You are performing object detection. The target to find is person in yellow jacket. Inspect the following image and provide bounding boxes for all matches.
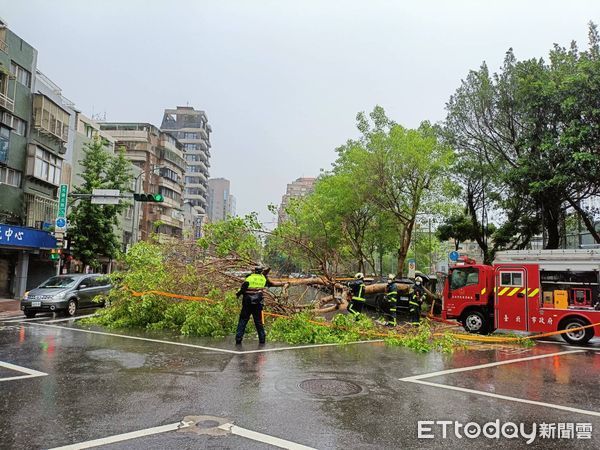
[235,266,280,345]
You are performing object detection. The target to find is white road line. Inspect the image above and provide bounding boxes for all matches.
[237,339,383,354]
[537,339,600,351]
[3,316,52,323]
[0,361,48,382]
[48,420,193,450]
[43,313,97,323]
[26,322,241,355]
[400,350,584,381]
[408,379,600,418]
[23,321,382,355]
[218,423,316,450]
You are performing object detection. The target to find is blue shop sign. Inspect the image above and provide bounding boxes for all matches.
[0,224,57,249]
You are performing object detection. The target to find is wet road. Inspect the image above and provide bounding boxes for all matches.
[1,311,600,449]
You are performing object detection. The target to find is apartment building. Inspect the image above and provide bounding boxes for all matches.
[0,21,60,298]
[277,177,316,225]
[99,123,185,242]
[160,106,211,234]
[207,177,236,223]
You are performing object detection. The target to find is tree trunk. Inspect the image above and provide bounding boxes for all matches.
[544,204,561,249]
[396,221,414,277]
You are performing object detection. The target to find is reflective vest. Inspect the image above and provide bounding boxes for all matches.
[352,283,365,302]
[386,283,398,301]
[245,273,267,290]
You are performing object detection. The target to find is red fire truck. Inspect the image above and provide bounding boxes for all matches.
[442,250,600,344]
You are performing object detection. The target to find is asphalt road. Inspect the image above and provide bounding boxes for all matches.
[1,310,600,449]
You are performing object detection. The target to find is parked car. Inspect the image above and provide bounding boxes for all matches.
[21,274,112,318]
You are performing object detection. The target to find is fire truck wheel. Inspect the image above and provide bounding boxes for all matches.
[462,310,488,334]
[560,318,594,345]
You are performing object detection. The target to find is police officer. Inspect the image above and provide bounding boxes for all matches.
[385,274,398,326]
[235,266,278,345]
[409,276,425,324]
[348,272,366,318]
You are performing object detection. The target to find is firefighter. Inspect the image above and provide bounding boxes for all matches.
[348,272,366,318]
[409,276,425,324]
[385,274,398,326]
[235,266,280,345]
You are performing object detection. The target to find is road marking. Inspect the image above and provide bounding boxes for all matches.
[236,339,384,354]
[400,350,583,381]
[408,379,600,418]
[3,316,52,323]
[26,322,242,355]
[48,420,193,450]
[43,313,97,323]
[0,361,48,382]
[218,423,316,449]
[23,322,382,355]
[536,340,600,351]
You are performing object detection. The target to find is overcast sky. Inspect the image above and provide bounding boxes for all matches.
[2,0,599,223]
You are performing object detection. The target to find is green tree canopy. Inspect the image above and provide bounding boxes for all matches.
[69,141,133,269]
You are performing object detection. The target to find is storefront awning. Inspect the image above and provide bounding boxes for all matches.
[0,224,57,250]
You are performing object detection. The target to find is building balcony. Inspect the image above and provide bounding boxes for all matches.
[159,213,183,227]
[0,92,14,112]
[0,38,7,54]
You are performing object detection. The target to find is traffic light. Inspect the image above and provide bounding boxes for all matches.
[133,193,164,202]
[50,248,61,261]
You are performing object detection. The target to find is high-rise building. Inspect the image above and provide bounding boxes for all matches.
[277,177,316,225]
[207,177,236,222]
[99,123,186,242]
[160,106,211,214]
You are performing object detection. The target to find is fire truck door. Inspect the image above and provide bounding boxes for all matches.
[495,268,528,331]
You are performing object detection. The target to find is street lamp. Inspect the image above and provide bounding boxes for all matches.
[130,164,164,246]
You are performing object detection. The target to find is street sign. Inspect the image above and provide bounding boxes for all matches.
[55,184,69,232]
[449,251,459,261]
[57,184,68,217]
[91,189,121,205]
[408,258,416,278]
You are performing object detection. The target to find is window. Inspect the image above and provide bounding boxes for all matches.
[184,143,198,151]
[10,61,32,87]
[0,166,21,187]
[159,186,181,202]
[185,176,202,185]
[32,95,70,142]
[500,272,523,287]
[0,125,9,162]
[183,132,197,139]
[0,73,7,95]
[33,146,62,185]
[450,267,479,290]
[159,167,180,183]
[13,117,27,137]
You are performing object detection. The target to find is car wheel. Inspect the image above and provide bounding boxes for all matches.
[24,311,36,318]
[65,299,78,317]
[462,310,488,334]
[561,318,594,345]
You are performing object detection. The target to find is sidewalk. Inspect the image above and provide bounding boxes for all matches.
[0,298,22,318]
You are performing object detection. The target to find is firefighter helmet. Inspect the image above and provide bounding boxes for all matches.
[354,272,364,280]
